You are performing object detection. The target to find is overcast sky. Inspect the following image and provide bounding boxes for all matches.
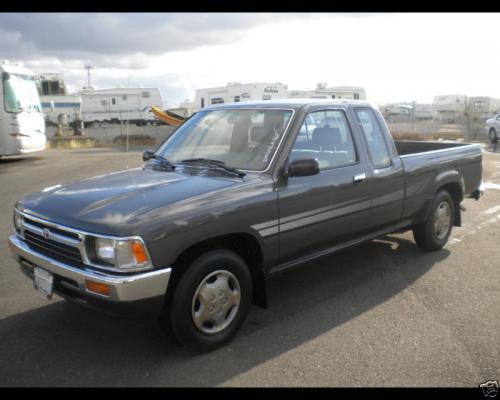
[1,13,498,107]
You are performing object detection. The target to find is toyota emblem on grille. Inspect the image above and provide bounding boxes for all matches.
[43,228,50,240]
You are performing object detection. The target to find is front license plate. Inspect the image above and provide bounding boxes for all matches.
[34,267,54,299]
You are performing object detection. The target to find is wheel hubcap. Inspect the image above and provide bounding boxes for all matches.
[191,270,241,335]
[434,201,451,240]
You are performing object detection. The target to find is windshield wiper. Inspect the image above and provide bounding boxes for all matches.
[145,153,176,171]
[179,158,246,177]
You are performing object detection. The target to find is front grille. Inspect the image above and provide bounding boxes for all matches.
[24,218,80,240]
[22,216,85,269]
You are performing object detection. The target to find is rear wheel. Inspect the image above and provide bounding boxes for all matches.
[161,249,252,353]
[413,190,454,251]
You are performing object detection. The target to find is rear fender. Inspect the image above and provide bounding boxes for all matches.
[422,170,463,226]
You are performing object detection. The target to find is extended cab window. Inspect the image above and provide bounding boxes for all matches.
[289,110,357,170]
[355,108,391,169]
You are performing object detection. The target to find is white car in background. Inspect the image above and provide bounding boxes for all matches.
[485,114,500,141]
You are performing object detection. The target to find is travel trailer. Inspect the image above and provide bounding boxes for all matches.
[0,62,46,156]
[35,73,82,126]
[467,96,500,118]
[79,87,164,127]
[384,102,433,120]
[288,83,366,100]
[194,82,289,110]
[432,95,467,122]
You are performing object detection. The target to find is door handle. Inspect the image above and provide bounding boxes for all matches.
[353,173,366,183]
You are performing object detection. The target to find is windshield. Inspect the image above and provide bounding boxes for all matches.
[3,72,42,113]
[156,108,293,171]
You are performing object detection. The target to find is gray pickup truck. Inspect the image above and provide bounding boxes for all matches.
[9,99,483,352]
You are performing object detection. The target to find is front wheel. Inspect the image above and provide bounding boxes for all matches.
[413,190,455,251]
[162,249,252,353]
[490,129,498,142]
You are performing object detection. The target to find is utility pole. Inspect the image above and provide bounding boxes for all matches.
[84,65,93,88]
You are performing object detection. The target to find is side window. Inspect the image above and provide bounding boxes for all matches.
[211,97,224,105]
[289,110,357,170]
[355,108,391,169]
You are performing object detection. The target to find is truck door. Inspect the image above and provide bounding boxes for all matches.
[352,107,405,230]
[276,108,375,267]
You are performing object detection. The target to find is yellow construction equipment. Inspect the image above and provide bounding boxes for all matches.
[151,106,186,127]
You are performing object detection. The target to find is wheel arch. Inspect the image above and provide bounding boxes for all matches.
[432,174,463,227]
[167,232,268,309]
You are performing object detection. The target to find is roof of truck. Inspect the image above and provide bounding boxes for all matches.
[203,98,373,111]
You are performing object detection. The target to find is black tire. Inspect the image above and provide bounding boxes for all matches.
[162,249,252,353]
[413,190,455,251]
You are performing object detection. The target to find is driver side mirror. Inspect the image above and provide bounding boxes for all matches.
[285,158,320,178]
[142,149,154,162]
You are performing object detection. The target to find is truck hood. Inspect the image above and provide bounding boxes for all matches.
[17,167,253,235]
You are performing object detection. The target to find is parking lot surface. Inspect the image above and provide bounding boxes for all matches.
[0,147,499,387]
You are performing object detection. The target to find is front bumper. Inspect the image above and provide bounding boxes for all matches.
[8,234,171,315]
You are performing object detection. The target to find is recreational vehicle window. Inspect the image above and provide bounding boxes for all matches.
[122,95,127,100]
[3,72,41,113]
[111,98,116,105]
[211,98,224,105]
[141,91,150,98]
[201,98,205,108]
[41,81,50,96]
[234,96,240,102]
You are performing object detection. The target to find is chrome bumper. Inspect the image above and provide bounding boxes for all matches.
[8,234,171,303]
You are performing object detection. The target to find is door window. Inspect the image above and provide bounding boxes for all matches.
[289,110,357,170]
[355,108,391,169]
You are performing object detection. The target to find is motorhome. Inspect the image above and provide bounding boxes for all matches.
[79,87,164,127]
[35,73,82,126]
[0,62,46,156]
[194,82,289,110]
[288,83,366,100]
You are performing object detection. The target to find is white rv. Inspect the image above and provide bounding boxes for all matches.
[36,73,82,126]
[467,96,500,118]
[384,102,433,120]
[194,82,289,110]
[288,84,366,100]
[79,87,164,127]
[0,62,46,156]
[432,95,467,122]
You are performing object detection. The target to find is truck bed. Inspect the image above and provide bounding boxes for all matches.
[394,140,474,156]
[394,140,483,221]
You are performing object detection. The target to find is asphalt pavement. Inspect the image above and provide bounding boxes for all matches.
[0,147,498,387]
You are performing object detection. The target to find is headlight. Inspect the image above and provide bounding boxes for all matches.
[13,211,23,232]
[94,237,151,271]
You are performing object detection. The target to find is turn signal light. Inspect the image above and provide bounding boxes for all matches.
[85,280,111,296]
[131,241,147,264]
